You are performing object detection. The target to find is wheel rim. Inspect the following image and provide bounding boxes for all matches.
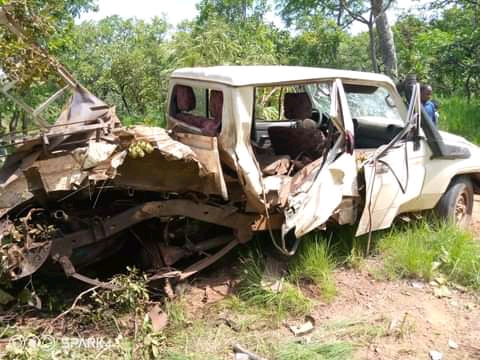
[455,191,469,223]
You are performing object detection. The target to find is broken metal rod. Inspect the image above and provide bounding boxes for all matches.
[232,344,267,360]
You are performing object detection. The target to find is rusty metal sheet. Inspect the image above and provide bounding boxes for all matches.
[113,128,228,198]
[173,132,228,199]
[35,154,87,191]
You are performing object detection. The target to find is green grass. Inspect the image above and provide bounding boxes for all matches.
[289,233,337,300]
[378,221,480,288]
[439,96,480,144]
[236,250,312,319]
[276,341,353,360]
[164,298,188,329]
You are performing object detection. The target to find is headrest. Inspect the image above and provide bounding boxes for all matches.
[209,90,223,121]
[283,92,312,120]
[175,85,196,111]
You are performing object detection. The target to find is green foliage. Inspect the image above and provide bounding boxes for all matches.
[336,32,371,71]
[197,0,269,24]
[276,0,365,29]
[439,96,480,144]
[394,4,480,98]
[91,267,149,317]
[2,0,480,125]
[289,233,337,300]
[0,0,95,87]
[172,17,279,67]
[61,16,171,123]
[288,16,345,67]
[378,221,480,288]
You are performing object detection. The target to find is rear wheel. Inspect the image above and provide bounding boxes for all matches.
[434,176,473,226]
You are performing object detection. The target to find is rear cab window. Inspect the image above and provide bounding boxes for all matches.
[169,84,223,136]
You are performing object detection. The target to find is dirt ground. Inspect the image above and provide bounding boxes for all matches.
[183,259,480,360]
[330,265,480,359]
[177,198,480,360]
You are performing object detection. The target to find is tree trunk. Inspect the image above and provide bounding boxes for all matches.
[336,6,343,27]
[21,111,27,136]
[118,84,131,115]
[367,22,379,73]
[375,11,397,79]
[9,109,19,143]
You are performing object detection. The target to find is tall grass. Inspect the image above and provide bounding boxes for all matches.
[237,250,312,318]
[378,221,480,288]
[439,97,480,144]
[288,233,337,300]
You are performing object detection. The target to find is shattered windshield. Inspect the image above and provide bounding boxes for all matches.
[344,85,403,123]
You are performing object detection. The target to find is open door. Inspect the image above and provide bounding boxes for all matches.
[356,83,426,236]
[282,79,358,242]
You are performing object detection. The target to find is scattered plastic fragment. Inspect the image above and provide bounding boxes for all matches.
[448,339,458,349]
[429,350,443,360]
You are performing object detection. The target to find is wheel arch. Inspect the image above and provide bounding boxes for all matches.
[450,172,480,194]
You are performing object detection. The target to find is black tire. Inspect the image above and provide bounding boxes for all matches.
[434,176,474,226]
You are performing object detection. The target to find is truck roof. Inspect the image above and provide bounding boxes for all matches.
[170,65,396,87]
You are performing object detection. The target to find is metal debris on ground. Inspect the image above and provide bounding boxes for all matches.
[232,343,267,360]
[234,353,250,360]
[27,291,42,310]
[219,317,241,332]
[433,286,452,298]
[287,315,316,336]
[410,281,425,289]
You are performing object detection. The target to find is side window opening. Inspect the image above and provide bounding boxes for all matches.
[170,84,223,136]
[252,82,336,179]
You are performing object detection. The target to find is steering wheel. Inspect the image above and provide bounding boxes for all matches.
[319,112,330,132]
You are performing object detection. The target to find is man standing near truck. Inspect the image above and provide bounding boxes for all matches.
[421,84,438,126]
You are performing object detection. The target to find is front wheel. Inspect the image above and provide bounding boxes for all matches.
[434,176,474,226]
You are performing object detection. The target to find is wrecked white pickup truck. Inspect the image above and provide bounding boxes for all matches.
[1,64,480,286]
